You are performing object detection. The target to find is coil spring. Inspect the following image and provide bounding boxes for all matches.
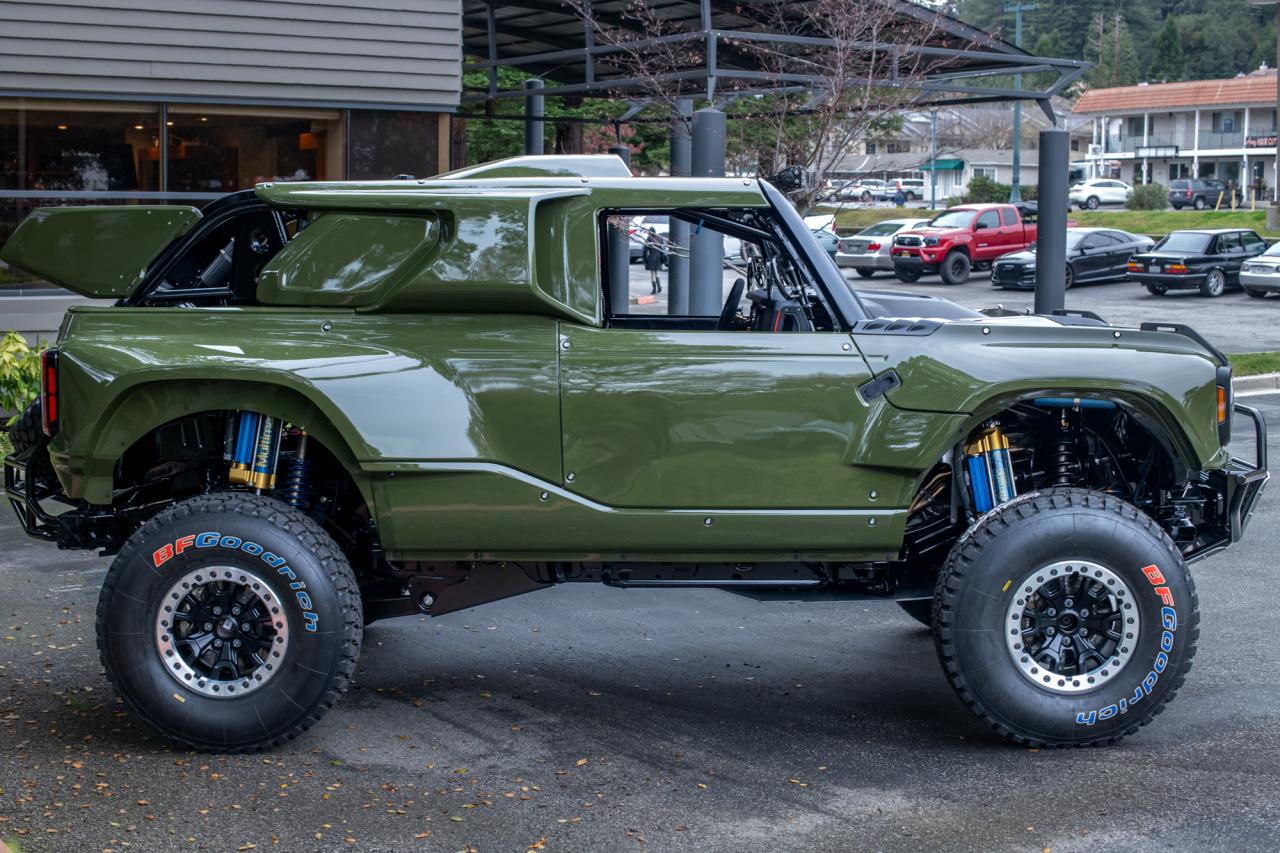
[1052,418,1081,486]
[280,454,313,511]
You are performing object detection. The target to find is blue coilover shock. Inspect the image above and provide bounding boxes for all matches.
[279,430,313,511]
[964,422,1017,514]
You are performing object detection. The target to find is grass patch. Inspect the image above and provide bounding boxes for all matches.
[827,205,1278,239]
[1229,352,1280,377]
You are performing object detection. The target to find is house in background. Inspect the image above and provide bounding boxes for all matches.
[1073,67,1279,197]
[829,98,1091,198]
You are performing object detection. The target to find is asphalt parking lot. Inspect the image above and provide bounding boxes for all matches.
[2,394,1279,852]
[627,261,1279,354]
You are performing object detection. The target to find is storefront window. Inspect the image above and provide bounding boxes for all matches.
[348,110,441,180]
[1,102,161,191]
[167,107,343,192]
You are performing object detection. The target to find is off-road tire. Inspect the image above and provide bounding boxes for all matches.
[855,268,877,279]
[8,400,42,454]
[97,493,362,752]
[934,488,1199,747]
[894,268,922,283]
[897,599,933,627]
[1199,269,1226,298]
[940,251,971,285]
[1146,284,1168,296]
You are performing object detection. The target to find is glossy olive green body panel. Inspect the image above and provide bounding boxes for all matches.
[52,309,562,509]
[854,319,1226,469]
[256,212,441,308]
[559,326,890,509]
[0,206,200,297]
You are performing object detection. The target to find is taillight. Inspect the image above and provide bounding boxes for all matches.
[40,348,59,437]
[867,242,881,251]
[1165,263,1188,274]
[1126,261,1142,272]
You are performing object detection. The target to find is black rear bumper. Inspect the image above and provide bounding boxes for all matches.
[1187,403,1268,563]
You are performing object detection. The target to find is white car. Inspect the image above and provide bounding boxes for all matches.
[893,178,926,200]
[836,218,932,277]
[1069,178,1133,210]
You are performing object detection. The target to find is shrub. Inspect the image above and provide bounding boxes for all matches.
[951,175,1037,205]
[0,330,42,426]
[1127,182,1168,210]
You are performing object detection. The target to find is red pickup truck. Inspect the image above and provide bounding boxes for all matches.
[890,203,1038,285]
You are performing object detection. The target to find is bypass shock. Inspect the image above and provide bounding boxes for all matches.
[226,411,282,491]
[965,422,1017,513]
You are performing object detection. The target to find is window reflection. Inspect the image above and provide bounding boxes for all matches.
[168,109,342,192]
[1,105,160,191]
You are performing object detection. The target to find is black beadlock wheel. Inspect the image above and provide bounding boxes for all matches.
[933,488,1199,747]
[97,493,362,752]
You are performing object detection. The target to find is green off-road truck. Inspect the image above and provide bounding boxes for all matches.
[1,155,1267,751]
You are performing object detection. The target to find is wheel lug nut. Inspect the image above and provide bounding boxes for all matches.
[241,623,251,632]
[1064,598,1074,608]
[203,623,213,631]
[212,606,222,615]
[213,639,223,648]
[232,606,241,615]
[1079,608,1089,617]
[1046,627,1057,636]
[1078,627,1088,637]
[1063,638,1072,647]
[232,639,242,648]
[1046,608,1057,617]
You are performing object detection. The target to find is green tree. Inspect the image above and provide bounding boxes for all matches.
[1086,11,1141,87]
[1147,17,1186,82]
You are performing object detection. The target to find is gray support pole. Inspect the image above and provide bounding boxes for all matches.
[929,109,938,207]
[1034,128,1070,316]
[667,100,693,314]
[689,107,726,316]
[607,144,632,315]
[524,78,545,156]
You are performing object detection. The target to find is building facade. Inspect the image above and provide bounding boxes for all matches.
[1073,70,1279,197]
[1,0,461,265]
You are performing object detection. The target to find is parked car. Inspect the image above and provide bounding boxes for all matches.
[893,178,925,200]
[1126,228,1267,297]
[1068,178,1133,210]
[1,153,1264,753]
[991,227,1154,290]
[836,218,931,277]
[804,214,839,258]
[838,179,891,202]
[1238,240,1280,297]
[891,203,1038,285]
[1168,178,1228,210]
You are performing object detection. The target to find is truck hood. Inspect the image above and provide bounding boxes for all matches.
[896,225,966,239]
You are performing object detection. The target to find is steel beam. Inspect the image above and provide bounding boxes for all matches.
[689,107,727,317]
[608,144,633,316]
[523,78,545,155]
[1034,128,1069,316]
[668,99,694,315]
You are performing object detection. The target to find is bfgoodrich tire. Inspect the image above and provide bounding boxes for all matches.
[97,493,362,751]
[934,488,1198,747]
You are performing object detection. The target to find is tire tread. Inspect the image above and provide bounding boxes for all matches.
[96,492,363,753]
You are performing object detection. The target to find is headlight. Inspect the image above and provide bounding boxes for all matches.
[924,236,939,246]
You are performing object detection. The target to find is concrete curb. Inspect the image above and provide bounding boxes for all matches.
[1234,372,1280,396]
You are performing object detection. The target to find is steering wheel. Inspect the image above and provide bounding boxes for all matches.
[717,277,747,331]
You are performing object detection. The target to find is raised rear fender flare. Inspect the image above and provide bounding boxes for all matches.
[72,380,373,510]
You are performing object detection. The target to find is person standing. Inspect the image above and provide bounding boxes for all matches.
[643,227,664,293]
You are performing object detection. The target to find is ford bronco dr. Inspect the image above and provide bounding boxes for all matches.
[1,155,1267,751]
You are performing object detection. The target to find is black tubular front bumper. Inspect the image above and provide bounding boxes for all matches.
[1187,403,1269,563]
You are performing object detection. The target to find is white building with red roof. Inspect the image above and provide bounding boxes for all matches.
[1072,68,1279,198]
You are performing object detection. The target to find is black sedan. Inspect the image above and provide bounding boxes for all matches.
[1126,228,1268,297]
[991,227,1153,290]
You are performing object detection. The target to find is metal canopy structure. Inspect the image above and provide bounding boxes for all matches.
[461,0,1087,122]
